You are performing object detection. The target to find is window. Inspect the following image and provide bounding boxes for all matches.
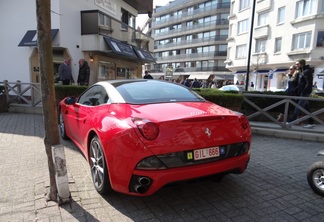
[292,31,312,50]
[229,24,233,36]
[238,19,249,34]
[274,37,282,53]
[296,0,316,18]
[219,45,227,52]
[113,81,205,104]
[78,85,108,106]
[220,29,228,36]
[322,0,324,13]
[277,7,285,24]
[121,8,136,29]
[230,1,235,14]
[316,31,324,47]
[99,13,112,27]
[98,62,116,80]
[239,0,250,11]
[255,39,267,53]
[257,12,269,26]
[236,44,247,58]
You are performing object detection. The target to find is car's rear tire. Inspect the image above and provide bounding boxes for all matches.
[59,109,69,140]
[89,136,112,194]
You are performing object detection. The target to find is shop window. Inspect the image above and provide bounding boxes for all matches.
[99,62,116,80]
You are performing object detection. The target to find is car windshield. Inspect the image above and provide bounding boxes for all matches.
[112,81,205,104]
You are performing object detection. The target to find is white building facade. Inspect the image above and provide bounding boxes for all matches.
[150,0,232,82]
[0,0,154,84]
[226,0,324,91]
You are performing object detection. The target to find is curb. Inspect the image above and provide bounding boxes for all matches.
[252,126,324,142]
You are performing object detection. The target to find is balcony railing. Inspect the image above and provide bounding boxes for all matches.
[155,51,227,62]
[154,2,230,28]
[153,20,229,39]
[154,35,228,50]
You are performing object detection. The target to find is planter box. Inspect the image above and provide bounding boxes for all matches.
[0,95,8,112]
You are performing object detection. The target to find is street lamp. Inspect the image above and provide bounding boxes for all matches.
[245,0,256,91]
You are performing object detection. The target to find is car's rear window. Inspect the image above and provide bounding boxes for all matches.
[114,81,205,104]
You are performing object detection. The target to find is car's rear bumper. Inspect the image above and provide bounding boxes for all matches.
[117,152,250,196]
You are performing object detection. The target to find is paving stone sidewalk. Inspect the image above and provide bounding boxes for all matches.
[0,113,324,222]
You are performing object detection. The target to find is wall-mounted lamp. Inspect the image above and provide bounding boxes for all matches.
[90,56,94,62]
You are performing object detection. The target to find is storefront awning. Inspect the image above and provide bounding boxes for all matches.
[133,47,155,63]
[18,29,59,47]
[273,68,288,73]
[234,70,246,75]
[253,69,270,74]
[188,74,210,80]
[103,36,139,59]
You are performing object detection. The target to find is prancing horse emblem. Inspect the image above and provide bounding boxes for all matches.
[205,128,211,138]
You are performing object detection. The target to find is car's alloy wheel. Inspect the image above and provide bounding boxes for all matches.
[307,161,324,197]
[89,136,111,194]
[59,109,68,140]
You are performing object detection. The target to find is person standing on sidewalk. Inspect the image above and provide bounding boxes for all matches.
[288,59,315,128]
[277,65,300,122]
[59,58,74,85]
[77,59,90,86]
[143,71,153,79]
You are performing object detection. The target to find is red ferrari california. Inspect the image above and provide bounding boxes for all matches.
[59,79,251,196]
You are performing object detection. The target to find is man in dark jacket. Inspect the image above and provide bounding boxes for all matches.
[77,59,90,86]
[143,71,153,79]
[59,58,74,85]
[288,59,315,128]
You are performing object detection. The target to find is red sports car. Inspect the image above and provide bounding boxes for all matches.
[59,79,251,196]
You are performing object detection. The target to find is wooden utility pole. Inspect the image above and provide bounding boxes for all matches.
[36,0,60,201]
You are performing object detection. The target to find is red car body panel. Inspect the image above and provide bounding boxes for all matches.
[60,95,251,196]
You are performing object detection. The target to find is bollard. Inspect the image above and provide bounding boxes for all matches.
[51,144,71,205]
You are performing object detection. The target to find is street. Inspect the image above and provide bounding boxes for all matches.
[0,113,323,221]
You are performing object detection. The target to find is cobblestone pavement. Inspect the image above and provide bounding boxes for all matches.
[0,113,323,222]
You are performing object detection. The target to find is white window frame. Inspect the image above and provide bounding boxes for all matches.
[274,37,282,53]
[255,39,267,53]
[238,19,249,34]
[296,0,316,18]
[277,7,285,24]
[257,11,269,26]
[239,0,250,11]
[236,44,247,59]
[292,31,312,50]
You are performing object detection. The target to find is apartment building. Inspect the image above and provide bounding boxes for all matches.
[0,0,154,84]
[226,0,324,91]
[150,0,232,82]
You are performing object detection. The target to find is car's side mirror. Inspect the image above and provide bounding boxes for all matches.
[64,97,77,105]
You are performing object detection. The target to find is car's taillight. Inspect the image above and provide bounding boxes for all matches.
[239,115,250,130]
[133,119,159,140]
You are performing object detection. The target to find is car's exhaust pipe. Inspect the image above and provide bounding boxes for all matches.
[130,175,152,194]
[138,177,151,186]
[134,185,146,194]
